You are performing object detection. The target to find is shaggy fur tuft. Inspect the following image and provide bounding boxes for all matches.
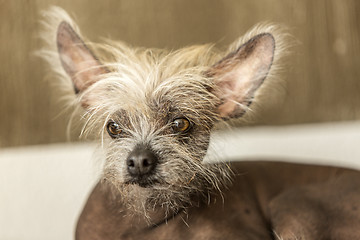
[38,6,287,221]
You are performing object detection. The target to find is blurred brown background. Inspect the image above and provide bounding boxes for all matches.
[1,0,360,148]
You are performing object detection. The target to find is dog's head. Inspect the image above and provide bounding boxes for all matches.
[44,7,278,216]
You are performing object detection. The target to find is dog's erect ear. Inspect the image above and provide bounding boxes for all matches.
[208,33,275,119]
[57,21,108,94]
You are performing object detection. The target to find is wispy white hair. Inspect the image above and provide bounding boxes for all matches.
[37,6,289,218]
[38,6,288,136]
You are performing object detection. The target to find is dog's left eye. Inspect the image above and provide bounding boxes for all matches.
[106,121,122,138]
[172,118,191,133]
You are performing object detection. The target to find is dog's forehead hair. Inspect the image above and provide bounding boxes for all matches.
[108,73,216,128]
[89,48,220,127]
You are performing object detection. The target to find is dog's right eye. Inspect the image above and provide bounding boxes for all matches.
[172,118,192,133]
[106,121,122,138]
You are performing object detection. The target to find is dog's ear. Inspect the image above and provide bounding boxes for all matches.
[57,21,108,94]
[207,33,275,119]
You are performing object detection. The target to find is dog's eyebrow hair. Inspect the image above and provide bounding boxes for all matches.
[111,109,127,120]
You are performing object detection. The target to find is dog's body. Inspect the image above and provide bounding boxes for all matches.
[40,7,360,240]
[77,162,360,240]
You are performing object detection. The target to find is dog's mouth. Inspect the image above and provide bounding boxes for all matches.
[125,176,161,188]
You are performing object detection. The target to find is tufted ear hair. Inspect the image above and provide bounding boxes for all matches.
[207,33,275,119]
[57,21,108,95]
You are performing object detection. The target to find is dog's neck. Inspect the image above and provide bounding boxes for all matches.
[102,181,192,228]
[142,204,184,228]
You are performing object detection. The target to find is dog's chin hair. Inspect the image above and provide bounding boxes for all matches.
[103,160,232,222]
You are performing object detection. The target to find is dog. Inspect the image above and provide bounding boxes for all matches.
[40,7,360,240]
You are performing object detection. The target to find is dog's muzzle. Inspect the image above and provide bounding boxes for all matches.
[126,145,158,186]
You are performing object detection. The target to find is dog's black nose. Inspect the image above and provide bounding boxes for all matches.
[126,147,157,177]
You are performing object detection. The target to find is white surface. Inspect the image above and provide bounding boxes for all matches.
[1,121,360,240]
[0,143,98,240]
[208,121,360,170]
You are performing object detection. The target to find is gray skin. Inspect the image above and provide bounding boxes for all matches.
[76,161,360,240]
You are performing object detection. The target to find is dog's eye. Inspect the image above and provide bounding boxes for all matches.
[106,121,122,138]
[172,118,191,133]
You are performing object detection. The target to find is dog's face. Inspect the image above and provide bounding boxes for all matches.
[55,20,275,215]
